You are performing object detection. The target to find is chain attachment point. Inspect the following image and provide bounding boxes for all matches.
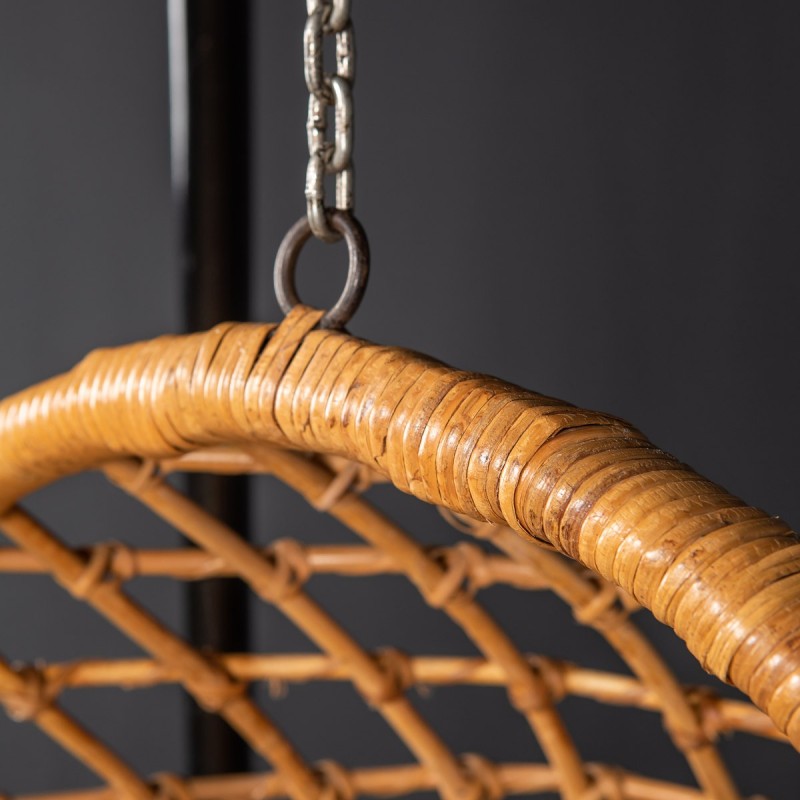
[274,211,369,330]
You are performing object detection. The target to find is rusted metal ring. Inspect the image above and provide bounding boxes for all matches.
[274,210,369,330]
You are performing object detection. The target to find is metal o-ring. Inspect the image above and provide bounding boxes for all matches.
[274,211,370,330]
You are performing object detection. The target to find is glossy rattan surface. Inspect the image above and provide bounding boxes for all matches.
[0,306,797,800]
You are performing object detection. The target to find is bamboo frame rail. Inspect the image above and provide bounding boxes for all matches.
[0,544,547,588]
[5,652,780,742]
[252,446,742,799]
[0,508,321,800]
[14,762,707,800]
[104,458,489,800]
[0,306,796,799]
[0,656,151,800]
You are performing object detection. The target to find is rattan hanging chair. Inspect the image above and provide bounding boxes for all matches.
[0,302,798,800]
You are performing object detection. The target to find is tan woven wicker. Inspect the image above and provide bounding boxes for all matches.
[0,304,797,800]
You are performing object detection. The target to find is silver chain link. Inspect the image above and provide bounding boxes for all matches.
[274,0,369,329]
[303,0,355,242]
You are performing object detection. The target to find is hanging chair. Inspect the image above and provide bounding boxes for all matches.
[2,2,798,798]
[0,303,797,800]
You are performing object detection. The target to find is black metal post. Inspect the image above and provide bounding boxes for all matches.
[168,0,251,775]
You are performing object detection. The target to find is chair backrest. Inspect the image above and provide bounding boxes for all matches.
[0,305,796,800]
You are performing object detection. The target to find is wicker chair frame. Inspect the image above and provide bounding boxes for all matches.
[0,305,797,800]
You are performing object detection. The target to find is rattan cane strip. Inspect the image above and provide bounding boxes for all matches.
[101,460,483,800]
[0,308,798,749]
[247,446,596,800]
[6,653,780,742]
[253,447,740,800]
[0,509,322,800]
[469,522,742,796]
[11,762,707,800]
[0,657,153,800]
[151,448,742,795]
[0,545,547,589]
[1,458,775,800]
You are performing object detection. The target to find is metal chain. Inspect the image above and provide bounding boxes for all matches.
[274,0,370,330]
[304,0,355,242]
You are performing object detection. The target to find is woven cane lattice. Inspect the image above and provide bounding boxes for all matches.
[0,306,797,800]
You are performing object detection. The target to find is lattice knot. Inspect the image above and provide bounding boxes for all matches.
[188,672,246,715]
[153,773,192,800]
[507,677,554,715]
[68,542,138,599]
[365,648,414,706]
[526,656,568,705]
[1,664,49,722]
[581,764,625,800]
[573,578,629,630]
[317,760,356,800]
[126,459,162,494]
[261,539,313,602]
[662,685,724,750]
[462,754,504,800]
[313,459,375,512]
[107,541,139,582]
[456,542,497,593]
[425,544,487,608]
[438,509,557,553]
[438,507,497,540]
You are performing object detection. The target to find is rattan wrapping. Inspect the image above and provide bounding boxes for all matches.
[0,305,796,799]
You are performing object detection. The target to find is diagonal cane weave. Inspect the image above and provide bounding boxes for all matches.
[0,305,797,799]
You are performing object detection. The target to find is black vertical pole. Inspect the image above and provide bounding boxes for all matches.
[168,0,251,775]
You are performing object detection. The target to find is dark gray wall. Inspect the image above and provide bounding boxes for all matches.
[0,1,185,792]
[1,1,799,797]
